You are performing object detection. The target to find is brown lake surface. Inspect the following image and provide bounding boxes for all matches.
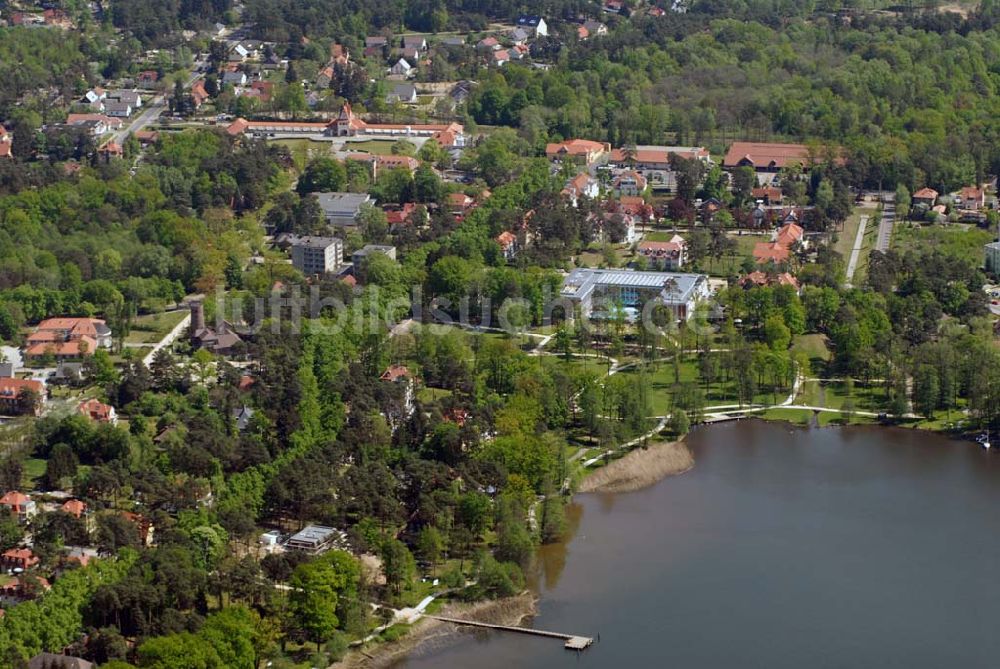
[393,420,1000,668]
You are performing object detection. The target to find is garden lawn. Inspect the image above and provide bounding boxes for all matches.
[125,310,189,344]
[892,223,994,267]
[342,139,398,155]
[791,333,832,364]
[270,138,332,170]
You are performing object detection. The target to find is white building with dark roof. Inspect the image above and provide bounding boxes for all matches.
[316,192,372,227]
[515,15,548,37]
[289,235,344,274]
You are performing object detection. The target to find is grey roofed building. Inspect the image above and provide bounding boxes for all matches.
[0,362,12,378]
[510,27,530,43]
[560,268,710,321]
[285,524,342,553]
[316,192,372,226]
[28,653,94,669]
[386,82,417,104]
[440,36,467,47]
[54,361,84,383]
[223,70,248,86]
[233,405,254,431]
[450,80,476,103]
[102,99,133,117]
[289,234,344,274]
[352,244,397,269]
[402,35,427,50]
[107,89,142,107]
[390,58,413,75]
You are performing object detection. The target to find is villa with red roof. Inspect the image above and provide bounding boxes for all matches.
[562,172,600,206]
[496,231,519,261]
[546,139,611,166]
[637,235,687,270]
[741,271,800,292]
[191,80,209,108]
[1,548,39,571]
[613,170,647,196]
[61,499,87,519]
[912,187,938,207]
[0,378,44,416]
[753,221,804,265]
[24,317,110,362]
[380,365,415,418]
[77,398,117,424]
[775,222,804,248]
[753,241,791,264]
[959,185,985,211]
[0,491,37,523]
[448,192,475,216]
[752,186,783,205]
[0,125,12,160]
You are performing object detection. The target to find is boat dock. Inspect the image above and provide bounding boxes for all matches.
[424,614,594,650]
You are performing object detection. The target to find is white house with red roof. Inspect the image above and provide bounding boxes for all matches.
[637,235,687,270]
[380,365,415,419]
[496,231,519,261]
[0,378,44,416]
[613,170,647,197]
[491,49,510,67]
[61,499,87,519]
[0,125,12,160]
[0,491,37,523]
[77,398,117,425]
[958,185,985,211]
[562,172,600,206]
[912,187,938,207]
[1,548,39,571]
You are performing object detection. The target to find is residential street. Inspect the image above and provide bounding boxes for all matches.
[111,64,204,144]
[875,197,896,252]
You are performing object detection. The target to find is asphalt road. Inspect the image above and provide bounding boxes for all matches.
[875,198,896,252]
[844,213,869,287]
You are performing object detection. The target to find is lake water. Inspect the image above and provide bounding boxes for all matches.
[393,420,1000,668]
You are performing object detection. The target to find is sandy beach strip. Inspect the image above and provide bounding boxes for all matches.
[578,439,693,494]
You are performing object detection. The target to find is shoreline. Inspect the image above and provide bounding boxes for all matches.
[334,593,537,669]
[578,438,694,494]
[336,419,979,668]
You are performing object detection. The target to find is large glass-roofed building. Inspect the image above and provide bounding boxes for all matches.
[561,268,711,321]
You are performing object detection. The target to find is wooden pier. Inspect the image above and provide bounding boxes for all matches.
[424,614,594,650]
